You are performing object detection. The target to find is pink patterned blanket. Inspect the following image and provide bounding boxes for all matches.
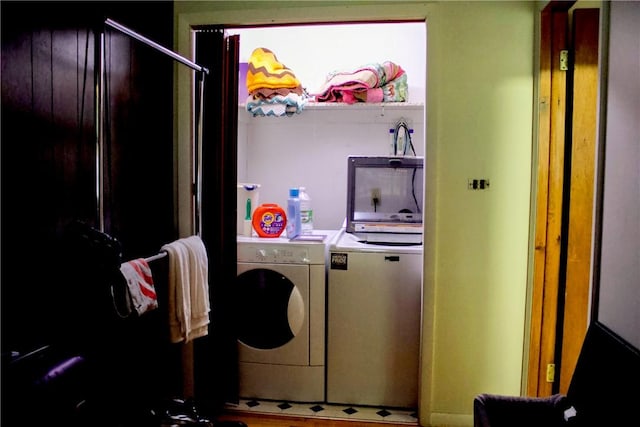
[313,61,407,104]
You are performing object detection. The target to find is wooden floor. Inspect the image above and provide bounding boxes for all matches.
[217,411,418,427]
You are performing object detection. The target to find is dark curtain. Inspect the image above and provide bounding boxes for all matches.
[193,28,240,413]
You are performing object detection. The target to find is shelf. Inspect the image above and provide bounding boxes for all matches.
[239,101,424,111]
[237,101,424,125]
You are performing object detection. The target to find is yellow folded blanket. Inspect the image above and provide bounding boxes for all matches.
[246,47,302,93]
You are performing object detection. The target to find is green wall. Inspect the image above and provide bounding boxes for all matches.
[174,2,536,426]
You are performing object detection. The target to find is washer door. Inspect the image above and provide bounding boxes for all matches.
[236,262,310,365]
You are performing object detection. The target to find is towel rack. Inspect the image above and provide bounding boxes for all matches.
[97,18,208,237]
[144,251,168,263]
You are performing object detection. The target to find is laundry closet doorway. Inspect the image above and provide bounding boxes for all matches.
[183,18,428,413]
[230,21,427,410]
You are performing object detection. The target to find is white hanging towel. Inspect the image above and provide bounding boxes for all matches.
[119,258,158,316]
[161,235,211,343]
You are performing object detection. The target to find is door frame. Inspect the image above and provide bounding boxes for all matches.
[527,0,599,397]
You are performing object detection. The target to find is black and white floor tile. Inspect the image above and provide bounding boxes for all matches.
[225,399,419,424]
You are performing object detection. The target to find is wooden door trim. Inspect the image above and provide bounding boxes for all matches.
[527,5,552,397]
[528,2,572,397]
[559,7,599,394]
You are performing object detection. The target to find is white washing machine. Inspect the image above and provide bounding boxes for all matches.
[236,230,336,402]
[327,228,423,408]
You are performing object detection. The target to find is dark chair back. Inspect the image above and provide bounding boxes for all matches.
[566,322,640,425]
[473,322,640,426]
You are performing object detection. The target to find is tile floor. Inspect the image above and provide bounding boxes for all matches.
[225,399,419,424]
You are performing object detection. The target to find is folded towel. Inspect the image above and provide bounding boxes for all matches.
[161,236,210,343]
[314,61,407,104]
[246,92,308,117]
[119,258,158,316]
[181,236,210,341]
[348,72,408,103]
[246,47,303,94]
[381,72,408,102]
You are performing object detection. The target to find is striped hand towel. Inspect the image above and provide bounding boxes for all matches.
[119,258,158,316]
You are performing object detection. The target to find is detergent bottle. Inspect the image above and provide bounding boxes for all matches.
[299,187,313,234]
[286,188,301,238]
[252,203,287,238]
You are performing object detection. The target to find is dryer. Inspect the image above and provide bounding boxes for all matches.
[236,231,336,402]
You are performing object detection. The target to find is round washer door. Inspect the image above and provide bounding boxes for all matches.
[236,263,309,361]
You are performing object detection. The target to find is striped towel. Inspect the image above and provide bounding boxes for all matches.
[246,93,308,117]
[246,47,303,94]
[119,258,158,316]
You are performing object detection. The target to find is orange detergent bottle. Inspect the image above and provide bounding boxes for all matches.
[252,203,287,237]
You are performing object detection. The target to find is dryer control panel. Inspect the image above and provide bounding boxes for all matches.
[238,245,313,264]
[237,230,338,264]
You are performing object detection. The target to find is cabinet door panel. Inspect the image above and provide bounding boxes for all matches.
[327,250,422,407]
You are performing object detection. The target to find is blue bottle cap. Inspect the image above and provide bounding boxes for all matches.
[289,188,299,197]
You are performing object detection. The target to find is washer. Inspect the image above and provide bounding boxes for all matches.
[236,230,336,402]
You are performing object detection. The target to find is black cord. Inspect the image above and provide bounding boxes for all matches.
[407,128,416,156]
[392,120,420,212]
[411,168,421,214]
